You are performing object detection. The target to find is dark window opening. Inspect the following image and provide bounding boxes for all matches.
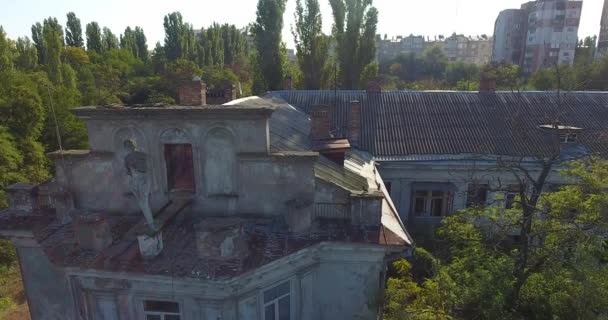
[385,181,392,195]
[467,184,489,208]
[412,189,453,217]
[164,144,195,192]
[505,184,523,209]
[144,300,180,320]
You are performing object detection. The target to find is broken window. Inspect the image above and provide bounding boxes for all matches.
[411,183,455,217]
[143,300,181,320]
[467,184,489,208]
[504,184,524,209]
[263,281,291,320]
[164,144,195,192]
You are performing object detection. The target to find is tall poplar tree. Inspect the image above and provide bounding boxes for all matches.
[42,17,64,84]
[85,22,103,54]
[101,27,119,51]
[329,0,378,88]
[252,0,287,91]
[31,22,45,65]
[163,12,185,61]
[65,12,84,48]
[292,0,329,89]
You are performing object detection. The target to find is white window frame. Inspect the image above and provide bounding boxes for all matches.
[261,280,294,320]
[141,299,182,320]
[412,190,453,217]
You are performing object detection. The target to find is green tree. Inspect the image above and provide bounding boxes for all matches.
[31,22,45,65]
[163,12,186,61]
[252,0,287,91]
[42,17,65,84]
[329,0,378,89]
[65,12,84,48]
[120,26,149,62]
[446,62,479,89]
[385,158,608,319]
[85,22,103,54]
[101,27,119,51]
[14,37,38,71]
[420,45,447,80]
[292,0,329,89]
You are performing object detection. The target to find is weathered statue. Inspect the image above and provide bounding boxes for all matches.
[124,139,157,231]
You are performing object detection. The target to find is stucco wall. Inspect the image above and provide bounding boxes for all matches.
[57,117,316,218]
[378,158,572,230]
[64,243,388,320]
[14,240,75,320]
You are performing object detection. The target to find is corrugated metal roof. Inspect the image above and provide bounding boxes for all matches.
[270,90,608,157]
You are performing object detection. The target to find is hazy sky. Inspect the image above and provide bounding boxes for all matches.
[0,0,605,49]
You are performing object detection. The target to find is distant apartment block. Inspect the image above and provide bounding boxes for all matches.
[444,34,493,65]
[598,0,608,57]
[376,34,493,65]
[376,34,426,61]
[492,0,583,74]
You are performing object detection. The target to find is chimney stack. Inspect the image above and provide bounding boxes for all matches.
[366,81,382,95]
[311,105,331,141]
[348,101,362,146]
[6,183,37,215]
[178,76,207,106]
[223,84,237,103]
[479,72,497,92]
[283,76,293,90]
[74,213,112,251]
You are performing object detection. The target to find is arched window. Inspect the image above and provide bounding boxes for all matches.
[204,128,237,196]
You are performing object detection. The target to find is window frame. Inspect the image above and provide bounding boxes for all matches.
[260,280,294,320]
[467,184,489,208]
[412,189,453,218]
[142,299,182,320]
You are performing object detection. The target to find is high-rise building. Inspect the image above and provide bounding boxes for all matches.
[492,9,527,65]
[491,0,583,74]
[598,0,608,57]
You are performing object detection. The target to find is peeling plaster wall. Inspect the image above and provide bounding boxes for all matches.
[15,243,75,320]
[378,159,573,231]
[60,117,316,217]
[64,243,388,320]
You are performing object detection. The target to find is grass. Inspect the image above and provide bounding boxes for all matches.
[0,264,30,320]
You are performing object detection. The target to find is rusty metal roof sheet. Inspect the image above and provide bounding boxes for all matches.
[270,90,608,157]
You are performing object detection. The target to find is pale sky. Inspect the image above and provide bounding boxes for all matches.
[0,0,605,49]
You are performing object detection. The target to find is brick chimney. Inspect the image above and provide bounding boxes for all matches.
[479,72,497,92]
[311,105,331,140]
[223,84,236,103]
[283,76,293,90]
[178,76,207,106]
[74,212,112,251]
[6,183,37,214]
[348,100,362,146]
[366,81,382,95]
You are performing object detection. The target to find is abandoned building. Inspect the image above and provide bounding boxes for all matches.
[0,80,412,320]
[271,84,608,234]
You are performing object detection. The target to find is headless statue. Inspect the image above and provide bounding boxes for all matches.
[123,139,157,232]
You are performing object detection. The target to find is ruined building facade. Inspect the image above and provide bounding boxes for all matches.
[0,80,411,320]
